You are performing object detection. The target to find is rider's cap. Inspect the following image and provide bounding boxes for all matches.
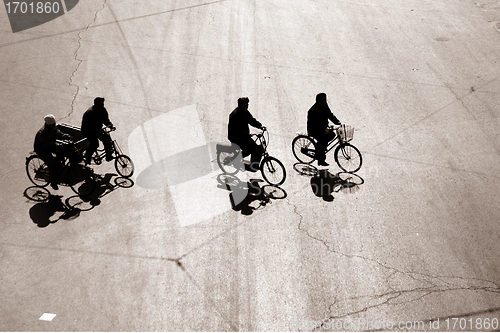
[94,97,105,105]
[44,114,56,125]
[316,93,327,102]
[238,97,249,106]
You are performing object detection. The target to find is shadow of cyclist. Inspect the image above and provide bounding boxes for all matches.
[28,194,81,228]
[76,173,135,206]
[310,169,364,202]
[217,173,287,215]
[25,173,134,227]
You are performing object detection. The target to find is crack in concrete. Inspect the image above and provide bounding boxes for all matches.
[426,63,478,122]
[325,274,499,324]
[286,197,336,252]
[175,257,239,331]
[62,0,108,121]
[284,198,500,331]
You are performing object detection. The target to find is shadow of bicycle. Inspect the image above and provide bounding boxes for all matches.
[24,173,134,228]
[216,173,287,215]
[293,163,364,202]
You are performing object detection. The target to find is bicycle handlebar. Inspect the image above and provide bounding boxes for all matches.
[251,127,267,137]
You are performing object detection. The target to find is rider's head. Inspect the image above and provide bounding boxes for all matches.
[94,97,105,108]
[44,114,56,129]
[238,97,249,110]
[316,93,327,105]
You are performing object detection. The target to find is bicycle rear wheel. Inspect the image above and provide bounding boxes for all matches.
[115,154,134,177]
[334,143,362,173]
[217,150,239,175]
[292,135,317,164]
[260,156,286,186]
[26,155,50,187]
[68,164,96,197]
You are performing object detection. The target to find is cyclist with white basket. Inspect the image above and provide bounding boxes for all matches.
[307,93,341,166]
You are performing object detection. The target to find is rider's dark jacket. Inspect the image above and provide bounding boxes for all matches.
[34,125,72,155]
[228,107,262,144]
[81,105,113,137]
[307,102,341,138]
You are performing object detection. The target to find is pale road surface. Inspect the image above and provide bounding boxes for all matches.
[1,0,500,331]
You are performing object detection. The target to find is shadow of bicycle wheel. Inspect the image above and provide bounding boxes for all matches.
[293,162,318,177]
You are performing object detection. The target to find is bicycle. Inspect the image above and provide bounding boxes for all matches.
[292,124,362,173]
[26,139,96,197]
[26,123,134,196]
[216,128,287,186]
[87,126,134,178]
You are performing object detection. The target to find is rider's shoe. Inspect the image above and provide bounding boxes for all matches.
[318,160,329,166]
[106,156,113,162]
[50,182,59,190]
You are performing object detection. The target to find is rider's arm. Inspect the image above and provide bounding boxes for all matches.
[327,109,341,126]
[246,110,263,129]
[55,128,73,141]
[102,108,114,129]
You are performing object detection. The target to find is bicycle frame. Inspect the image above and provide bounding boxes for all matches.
[252,129,270,160]
[92,128,121,162]
[297,126,346,161]
[218,128,286,185]
[93,140,120,160]
[325,134,341,155]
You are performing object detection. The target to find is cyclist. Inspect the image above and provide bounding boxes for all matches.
[81,97,115,165]
[307,93,341,166]
[228,97,266,172]
[34,114,77,190]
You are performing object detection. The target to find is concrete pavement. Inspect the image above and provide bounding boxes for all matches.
[1,0,500,330]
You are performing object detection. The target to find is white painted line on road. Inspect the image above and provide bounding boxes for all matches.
[39,313,56,321]
[128,104,206,180]
[127,105,250,226]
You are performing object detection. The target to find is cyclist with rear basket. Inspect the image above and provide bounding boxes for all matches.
[307,93,341,166]
[34,114,79,190]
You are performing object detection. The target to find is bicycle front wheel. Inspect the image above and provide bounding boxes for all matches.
[115,154,134,177]
[292,135,317,164]
[68,164,96,197]
[26,155,50,187]
[334,143,362,173]
[260,156,286,186]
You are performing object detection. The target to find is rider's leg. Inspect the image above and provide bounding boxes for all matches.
[238,138,259,172]
[99,133,113,161]
[39,153,60,190]
[84,136,98,165]
[250,144,263,170]
[315,131,334,165]
[57,144,80,166]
